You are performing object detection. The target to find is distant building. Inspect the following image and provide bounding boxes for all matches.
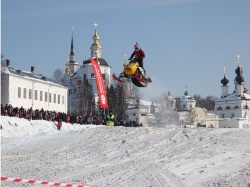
[177,89,218,128]
[176,90,196,111]
[1,60,68,113]
[61,24,111,114]
[214,55,250,128]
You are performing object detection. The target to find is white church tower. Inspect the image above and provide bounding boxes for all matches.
[214,55,250,128]
[90,23,102,59]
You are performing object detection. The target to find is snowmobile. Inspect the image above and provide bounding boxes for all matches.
[112,58,152,87]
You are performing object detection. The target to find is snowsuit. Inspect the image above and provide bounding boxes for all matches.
[129,49,145,68]
[106,114,115,126]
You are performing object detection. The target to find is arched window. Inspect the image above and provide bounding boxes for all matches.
[234,106,239,109]
[217,107,222,110]
[225,106,231,110]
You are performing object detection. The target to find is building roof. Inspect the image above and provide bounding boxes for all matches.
[83,58,109,67]
[215,92,250,101]
[1,65,67,88]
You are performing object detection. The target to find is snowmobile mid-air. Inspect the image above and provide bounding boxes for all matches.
[112,58,152,87]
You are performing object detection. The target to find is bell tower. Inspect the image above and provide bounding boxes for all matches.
[68,27,79,75]
[90,23,102,58]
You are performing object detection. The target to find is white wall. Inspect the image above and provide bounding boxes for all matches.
[126,106,149,126]
[4,74,68,113]
[218,119,239,128]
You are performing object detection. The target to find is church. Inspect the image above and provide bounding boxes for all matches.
[176,55,249,128]
[214,55,250,128]
[175,89,218,128]
[61,24,112,114]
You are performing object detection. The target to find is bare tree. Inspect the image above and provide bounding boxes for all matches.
[75,79,95,116]
[194,94,216,111]
[106,81,140,122]
[51,68,63,84]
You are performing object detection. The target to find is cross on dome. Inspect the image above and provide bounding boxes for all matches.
[237,54,240,65]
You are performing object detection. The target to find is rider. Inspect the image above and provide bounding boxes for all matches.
[128,43,145,70]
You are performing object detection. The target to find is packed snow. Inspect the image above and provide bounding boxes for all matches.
[1,116,250,187]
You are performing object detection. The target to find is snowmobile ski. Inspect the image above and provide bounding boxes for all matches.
[112,73,123,82]
[133,73,145,82]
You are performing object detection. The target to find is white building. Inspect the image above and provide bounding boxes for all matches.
[214,55,250,128]
[177,89,218,128]
[177,90,196,111]
[61,24,111,114]
[1,60,68,113]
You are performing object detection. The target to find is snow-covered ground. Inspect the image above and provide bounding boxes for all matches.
[1,116,250,187]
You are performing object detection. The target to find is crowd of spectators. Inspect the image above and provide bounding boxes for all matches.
[1,103,106,125]
[1,104,144,127]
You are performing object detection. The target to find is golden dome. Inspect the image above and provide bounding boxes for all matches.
[92,29,100,46]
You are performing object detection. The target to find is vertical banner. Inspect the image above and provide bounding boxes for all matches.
[90,58,109,109]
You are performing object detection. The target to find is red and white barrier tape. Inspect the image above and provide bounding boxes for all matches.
[1,176,100,187]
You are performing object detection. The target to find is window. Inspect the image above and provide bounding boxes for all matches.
[18,87,21,98]
[23,88,27,99]
[29,89,32,99]
[58,95,60,104]
[40,91,43,101]
[225,106,231,110]
[217,107,222,110]
[49,93,52,103]
[35,90,38,100]
[62,96,64,104]
[45,92,48,102]
[54,94,56,103]
[234,106,239,109]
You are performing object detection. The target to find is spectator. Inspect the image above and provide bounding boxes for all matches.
[57,119,62,130]
[106,110,115,126]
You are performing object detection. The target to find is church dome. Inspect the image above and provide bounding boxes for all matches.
[235,75,244,85]
[235,65,244,85]
[221,76,229,86]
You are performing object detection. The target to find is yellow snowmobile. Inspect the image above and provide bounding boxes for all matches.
[112,59,152,87]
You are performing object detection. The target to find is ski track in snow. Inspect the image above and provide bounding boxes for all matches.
[1,116,250,187]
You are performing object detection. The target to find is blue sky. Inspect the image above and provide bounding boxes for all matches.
[2,0,250,100]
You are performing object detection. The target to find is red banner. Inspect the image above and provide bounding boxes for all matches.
[90,58,108,109]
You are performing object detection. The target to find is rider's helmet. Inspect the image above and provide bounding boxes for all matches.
[134,43,141,51]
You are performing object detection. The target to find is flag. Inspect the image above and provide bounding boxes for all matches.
[90,58,108,109]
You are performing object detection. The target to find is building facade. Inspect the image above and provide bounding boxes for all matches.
[214,55,250,128]
[176,89,218,128]
[1,60,68,113]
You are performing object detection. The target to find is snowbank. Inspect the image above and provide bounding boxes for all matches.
[1,116,250,187]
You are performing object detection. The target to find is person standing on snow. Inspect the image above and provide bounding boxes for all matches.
[106,111,115,126]
[57,119,62,130]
